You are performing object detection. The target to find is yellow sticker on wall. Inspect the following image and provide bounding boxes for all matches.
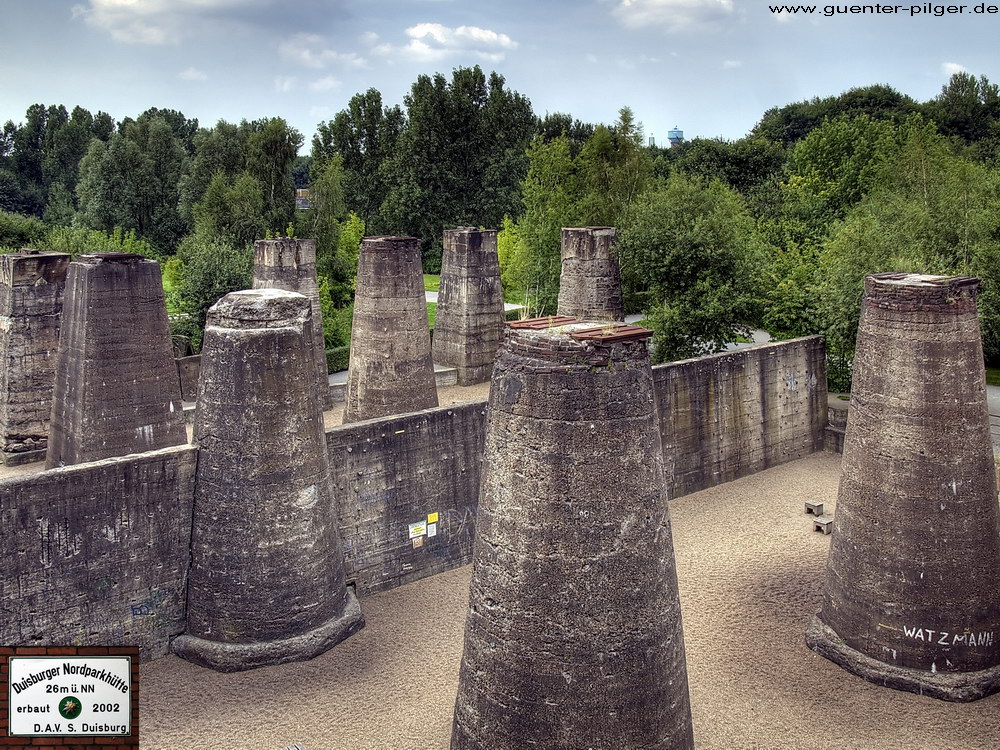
[428,512,439,524]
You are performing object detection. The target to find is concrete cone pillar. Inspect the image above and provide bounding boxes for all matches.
[451,319,694,750]
[556,227,624,322]
[807,273,1000,702]
[171,289,363,671]
[0,249,69,466]
[252,238,333,409]
[343,236,438,423]
[432,227,505,385]
[45,253,185,468]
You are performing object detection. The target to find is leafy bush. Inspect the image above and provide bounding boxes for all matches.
[171,231,253,352]
[326,345,350,373]
[45,225,159,259]
[0,210,47,249]
[618,174,764,363]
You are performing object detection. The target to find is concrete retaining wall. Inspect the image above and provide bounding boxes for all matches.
[0,446,196,661]
[654,336,828,497]
[329,401,486,597]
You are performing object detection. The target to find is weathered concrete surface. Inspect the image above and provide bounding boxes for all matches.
[328,401,486,597]
[808,273,1000,702]
[654,336,828,497]
[1,336,832,665]
[452,323,694,750]
[343,236,438,423]
[0,445,195,661]
[432,228,505,385]
[45,253,186,468]
[175,354,201,402]
[0,249,69,465]
[252,238,332,408]
[556,227,624,322]
[172,289,362,672]
[140,454,1000,750]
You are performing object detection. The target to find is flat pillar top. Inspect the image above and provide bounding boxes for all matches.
[507,316,581,330]
[208,288,310,329]
[361,236,420,252]
[505,317,653,359]
[564,226,614,232]
[865,272,980,309]
[868,272,979,290]
[14,248,69,258]
[77,252,148,264]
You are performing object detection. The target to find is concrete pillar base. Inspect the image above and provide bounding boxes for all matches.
[452,363,493,387]
[170,590,364,673]
[1,447,47,467]
[806,616,1000,703]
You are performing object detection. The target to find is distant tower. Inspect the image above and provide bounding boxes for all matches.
[668,127,684,147]
[648,134,657,148]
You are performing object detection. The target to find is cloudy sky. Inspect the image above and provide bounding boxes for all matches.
[1,0,995,147]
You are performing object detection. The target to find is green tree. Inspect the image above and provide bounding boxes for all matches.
[246,117,302,232]
[782,114,901,238]
[924,72,1000,145]
[671,136,786,199]
[754,84,919,146]
[576,107,652,226]
[381,66,535,270]
[179,120,250,225]
[819,117,1000,385]
[171,230,253,351]
[0,209,48,250]
[11,104,47,215]
[192,171,267,250]
[316,89,405,232]
[297,155,358,306]
[511,134,582,315]
[535,112,594,156]
[76,116,188,253]
[617,174,763,362]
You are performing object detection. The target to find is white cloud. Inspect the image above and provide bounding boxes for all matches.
[360,31,379,44]
[279,33,367,69]
[274,75,298,93]
[722,59,742,69]
[586,53,598,63]
[309,75,341,91]
[773,8,794,23]
[73,0,262,44]
[617,58,637,71]
[941,61,967,76]
[179,67,208,81]
[399,22,518,62]
[613,0,735,32]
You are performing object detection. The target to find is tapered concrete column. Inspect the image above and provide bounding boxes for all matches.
[432,227,505,385]
[45,253,185,468]
[252,238,333,408]
[452,321,694,750]
[172,289,363,672]
[556,227,624,322]
[0,249,69,466]
[343,236,438,423]
[807,273,1000,702]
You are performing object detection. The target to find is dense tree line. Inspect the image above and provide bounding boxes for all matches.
[2,69,1000,385]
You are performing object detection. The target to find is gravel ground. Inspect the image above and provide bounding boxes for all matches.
[139,451,1000,750]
